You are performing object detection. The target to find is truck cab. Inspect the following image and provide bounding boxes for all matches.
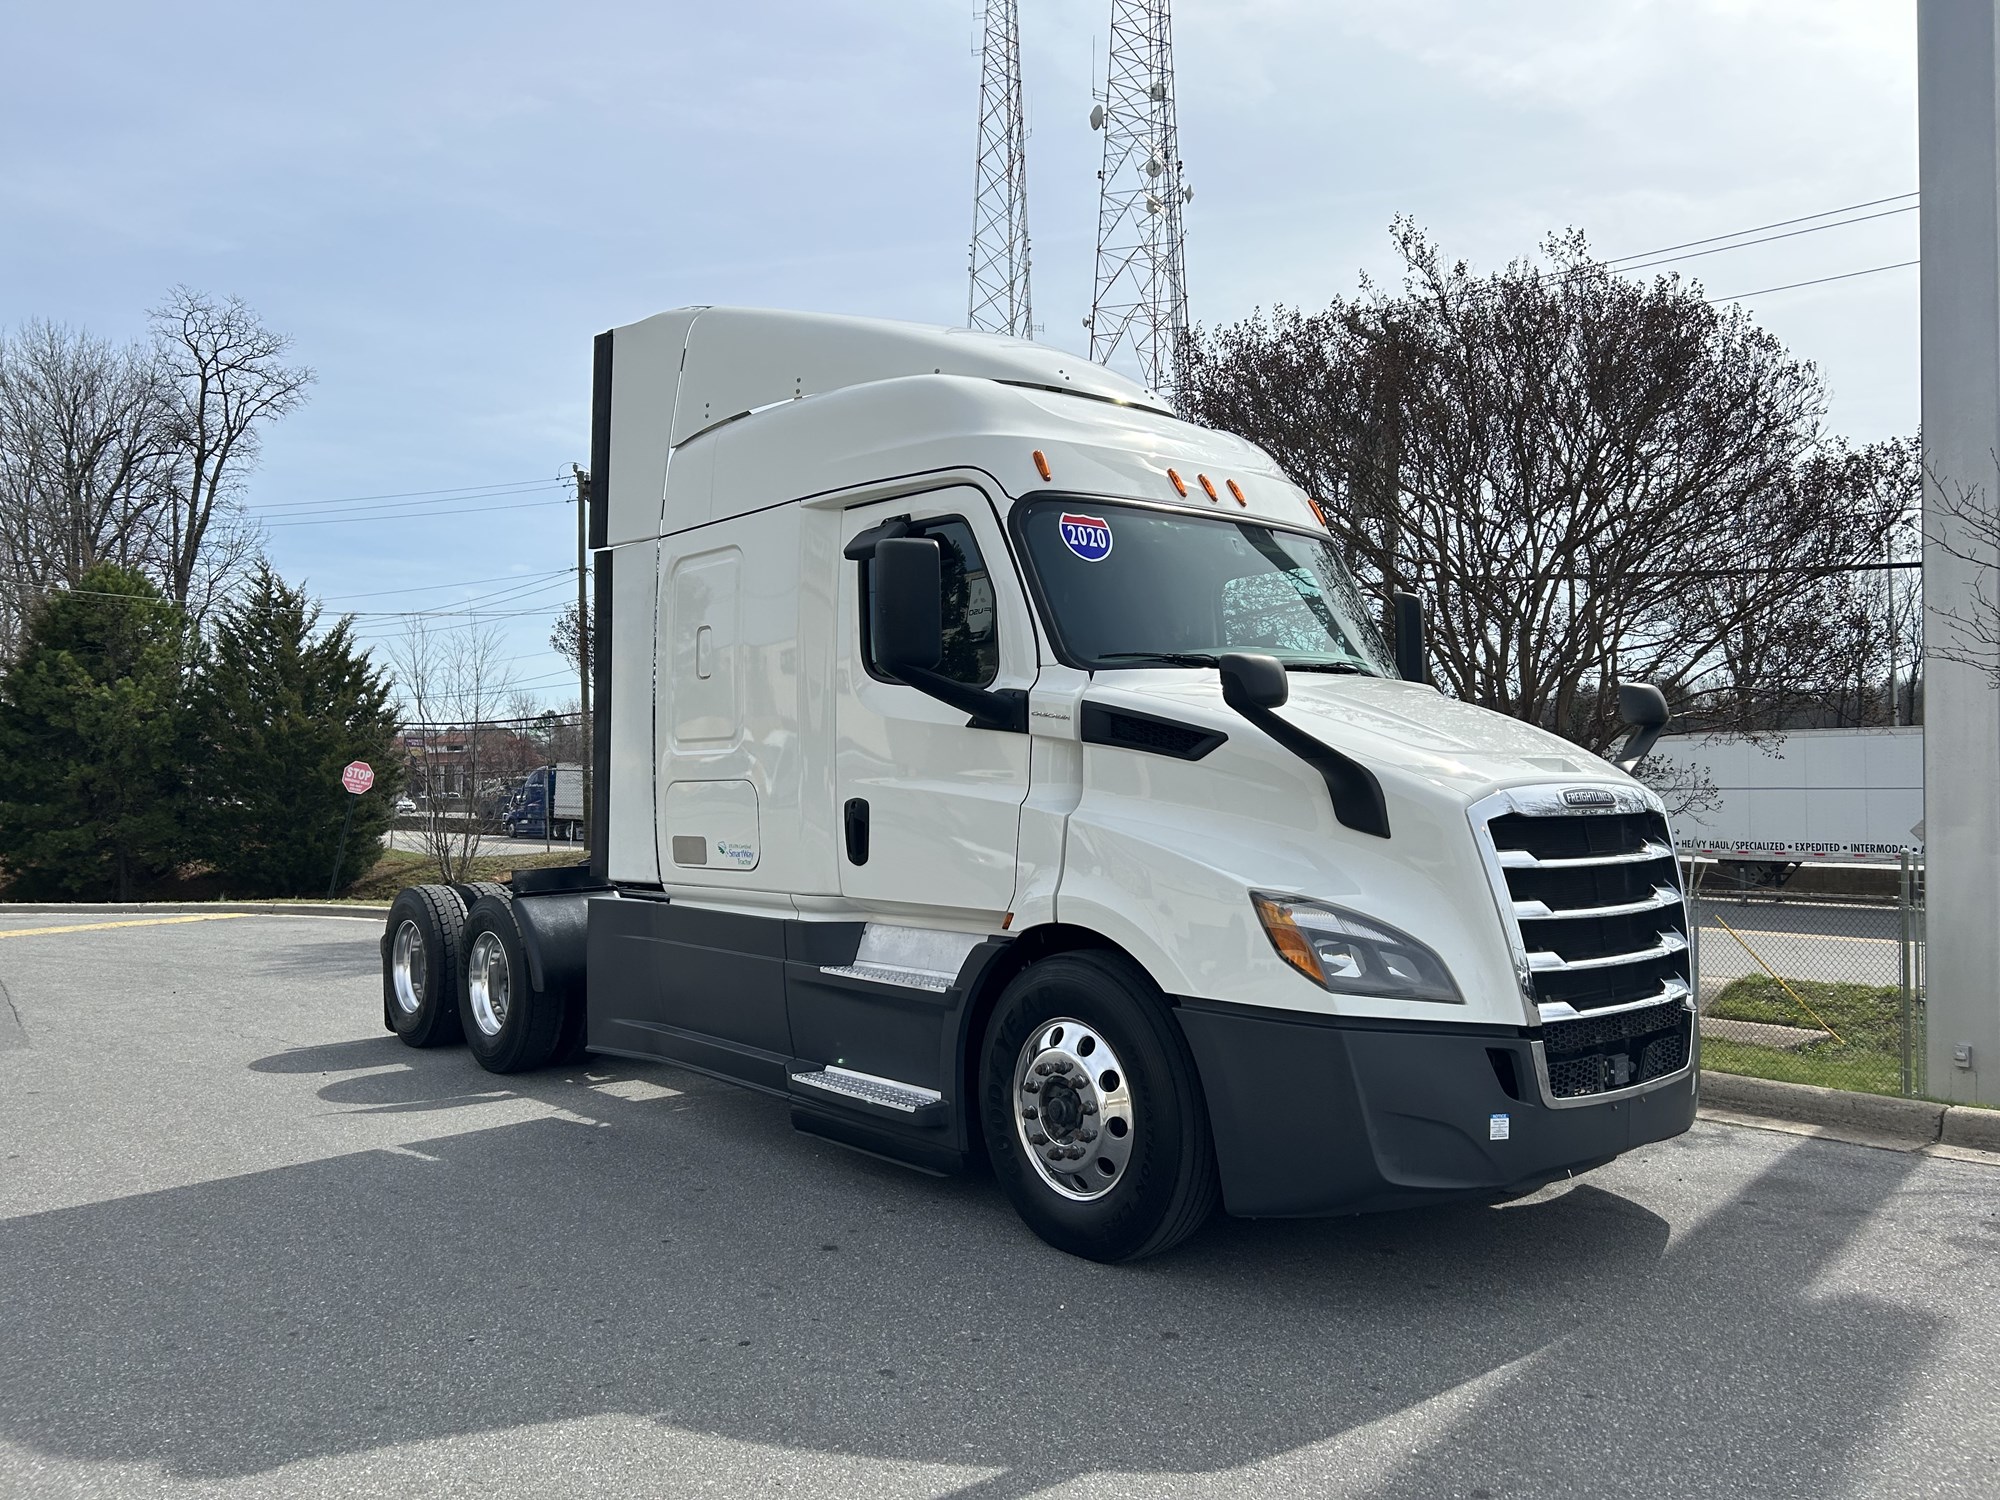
[380,307,1695,1262]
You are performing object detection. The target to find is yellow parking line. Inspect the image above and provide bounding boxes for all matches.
[0,913,256,940]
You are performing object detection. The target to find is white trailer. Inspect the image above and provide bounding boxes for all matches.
[1648,726,1923,878]
[378,308,1696,1261]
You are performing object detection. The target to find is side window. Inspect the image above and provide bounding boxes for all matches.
[863,517,1000,687]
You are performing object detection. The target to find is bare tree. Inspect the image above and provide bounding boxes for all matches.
[0,323,173,657]
[1926,456,2000,690]
[390,618,515,882]
[150,288,313,623]
[1182,221,1912,758]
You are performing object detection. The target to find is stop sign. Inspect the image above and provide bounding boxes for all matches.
[340,761,375,795]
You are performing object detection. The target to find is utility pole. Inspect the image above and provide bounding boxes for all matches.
[572,463,592,851]
[1919,0,2000,1105]
[1087,0,1191,403]
[969,0,1034,337]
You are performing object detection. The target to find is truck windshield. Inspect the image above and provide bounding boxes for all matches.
[1015,498,1393,675]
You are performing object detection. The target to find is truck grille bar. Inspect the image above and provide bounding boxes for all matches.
[1469,786,1697,1108]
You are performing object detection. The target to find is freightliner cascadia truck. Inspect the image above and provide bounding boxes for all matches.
[380,307,1693,1263]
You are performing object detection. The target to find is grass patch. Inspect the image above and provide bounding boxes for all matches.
[343,847,584,903]
[1707,976,1904,1051]
[1700,1036,1906,1096]
[1703,975,1911,1097]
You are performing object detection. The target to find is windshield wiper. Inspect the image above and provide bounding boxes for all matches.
[1284,661,1377,677]
[1095,651,1221,668]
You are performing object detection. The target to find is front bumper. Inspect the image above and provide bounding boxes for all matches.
[1175,998,1697,1218]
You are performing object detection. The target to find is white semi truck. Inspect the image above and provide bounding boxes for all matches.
[379,308,1695,1262]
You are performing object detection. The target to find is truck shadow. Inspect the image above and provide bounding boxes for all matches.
[0,1040,1939,1496]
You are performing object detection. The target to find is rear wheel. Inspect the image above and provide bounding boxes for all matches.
[382,885,466,1047]
[458,893,565,1074]
[979,951,1218,1263]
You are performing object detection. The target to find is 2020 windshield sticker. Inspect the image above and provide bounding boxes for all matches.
[1058,512,1113,562]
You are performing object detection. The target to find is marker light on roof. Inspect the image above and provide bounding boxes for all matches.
[1198,473,1219,502]
[1166,468,1188,496]
[1033,450,1052,481]
[1227,479,1247,506]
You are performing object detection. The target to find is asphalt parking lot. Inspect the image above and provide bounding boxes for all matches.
[2,912,1998,1499]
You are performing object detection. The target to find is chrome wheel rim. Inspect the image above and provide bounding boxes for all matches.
[467,931,511,1038]
[390,919,425,1016]
[1012,1018,1135,1201]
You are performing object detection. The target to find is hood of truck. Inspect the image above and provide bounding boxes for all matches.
[1091,669,1628,796]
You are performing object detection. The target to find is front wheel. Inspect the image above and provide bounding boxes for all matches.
[979,952,1219,1263]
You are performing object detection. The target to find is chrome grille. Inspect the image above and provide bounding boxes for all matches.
[1471,785,1698,1106]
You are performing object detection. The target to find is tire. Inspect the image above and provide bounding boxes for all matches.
[979,951,1219,1263]
[457,893,565,1074]
[382,885,466,1048]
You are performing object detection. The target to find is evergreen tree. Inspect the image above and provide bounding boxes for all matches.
[196,567,401,896]
[0,564,193,899]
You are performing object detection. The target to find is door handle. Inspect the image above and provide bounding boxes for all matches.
[844,798,869,866]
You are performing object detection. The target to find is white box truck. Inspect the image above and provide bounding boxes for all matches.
[379,308,1695,1261]
[1648,726,1923,882]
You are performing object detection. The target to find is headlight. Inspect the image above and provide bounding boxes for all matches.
[1251,892,1463,1004]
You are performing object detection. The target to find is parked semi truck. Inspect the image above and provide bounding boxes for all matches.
[380,307,1694,1262]
[504,764,584,842]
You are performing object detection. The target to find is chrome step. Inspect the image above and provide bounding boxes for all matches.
[818,961,953,993]
[790,1066,944,1124]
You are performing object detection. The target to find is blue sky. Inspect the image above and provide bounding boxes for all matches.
[1,0,1919,709]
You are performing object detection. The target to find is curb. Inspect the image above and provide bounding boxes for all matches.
[0,902,390,920]
[1699,1070,2000,1155]
[1942,1104,2000,1151]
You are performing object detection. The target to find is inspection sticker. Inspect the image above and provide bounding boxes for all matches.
[1058,512,1113,562]
[1489,1113,1511,1141]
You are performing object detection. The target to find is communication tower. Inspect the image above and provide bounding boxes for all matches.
[968,0,1034,338]
[1086,0,1191,401]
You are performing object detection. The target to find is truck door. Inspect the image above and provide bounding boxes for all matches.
[835,489,1034,919]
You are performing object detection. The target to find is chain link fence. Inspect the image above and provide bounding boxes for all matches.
[1690,854,1926,1098]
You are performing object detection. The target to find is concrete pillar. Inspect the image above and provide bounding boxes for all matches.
[1920,0,2000,1105]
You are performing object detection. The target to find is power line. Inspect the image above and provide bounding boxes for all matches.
[246,475,567,512]
[1604,192,1917,267]
[322,569,570,601]
[251,482,566,521]
[1612,205,1918,276]
[1707,259,1919,304]
[263,497,568,529]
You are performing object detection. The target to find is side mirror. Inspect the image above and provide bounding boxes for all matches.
[1393,591,1428,686]
[871,537,942,674]
[1218,652,1289,711]
[1614,682,1670,772]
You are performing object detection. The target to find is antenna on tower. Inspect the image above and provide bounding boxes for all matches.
[968,0,1033,339]
[1086,0,1190,403]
